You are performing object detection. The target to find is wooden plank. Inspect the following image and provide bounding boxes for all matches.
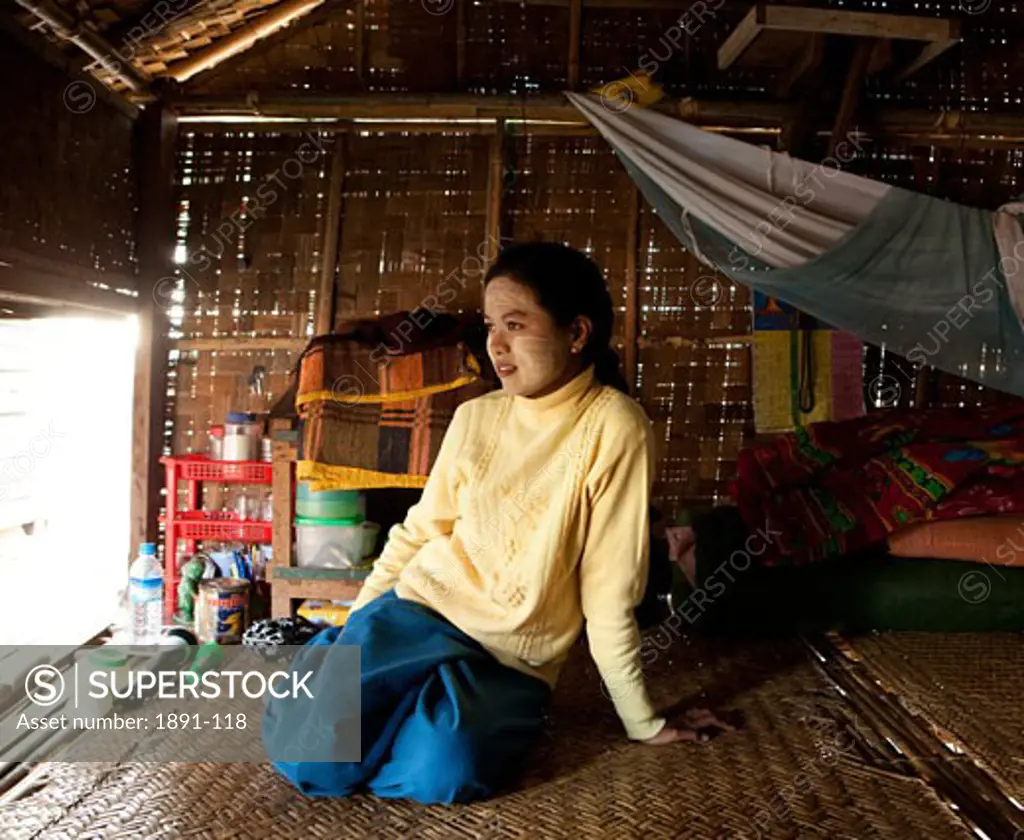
[273,567,371,580]
[568,0,582,90]
[171,337,308,352]
[269,576,364,617]
[269,439,296,616]
[129,106,178,563]
[763,6,958,43]
[315,137,346,335]
[717,5,765,70]
[829,38,874,154]
[623,184,640,394]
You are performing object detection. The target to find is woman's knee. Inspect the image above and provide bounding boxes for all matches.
[373,724,495,805]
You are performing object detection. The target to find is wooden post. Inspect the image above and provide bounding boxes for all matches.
[315,135,346,335]
[568,0,582,90]
[270,439,296,618]
[624,184,640,394]
[456,0,467,89]
[129,105,178,564]
[485,120,506,257]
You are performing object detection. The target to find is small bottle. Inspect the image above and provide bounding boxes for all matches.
[129,543,164,644]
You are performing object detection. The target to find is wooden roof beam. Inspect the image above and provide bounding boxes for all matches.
[171,92,1024,148]
[719,4,960,71]
[12,0,152,93]
[171,93,586,121]
[165,0,327,83]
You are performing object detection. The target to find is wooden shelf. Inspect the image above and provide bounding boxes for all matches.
[269,438,371,616]
[272,567,371,581]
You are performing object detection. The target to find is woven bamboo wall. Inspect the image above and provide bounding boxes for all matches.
[636,207,752,514]
[504,133,632,348]
[166,127,1024,512]
[335,130,491,320]
[166,0,1024,515]
[0,31,135,290]
[169,128,333,453]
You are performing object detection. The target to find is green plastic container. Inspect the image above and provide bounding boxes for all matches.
[295,483,366,521]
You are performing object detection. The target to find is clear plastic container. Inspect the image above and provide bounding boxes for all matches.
[295,517,367,569]
[209,426,224,460]
[223,412,261,461]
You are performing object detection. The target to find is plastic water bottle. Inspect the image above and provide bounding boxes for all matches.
[129,543,163,644]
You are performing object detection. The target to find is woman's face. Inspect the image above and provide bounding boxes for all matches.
[483,276,584,399]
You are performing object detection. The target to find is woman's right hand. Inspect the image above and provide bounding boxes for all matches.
[642,708,736,745]
[642,726,704,745]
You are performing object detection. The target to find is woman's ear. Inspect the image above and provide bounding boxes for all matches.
[572,316,594,347]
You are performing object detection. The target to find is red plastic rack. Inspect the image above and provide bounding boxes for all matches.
[159,455,273,625]
[162,511,273,543]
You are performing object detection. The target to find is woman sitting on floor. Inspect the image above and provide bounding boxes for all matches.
[265,242,728,805]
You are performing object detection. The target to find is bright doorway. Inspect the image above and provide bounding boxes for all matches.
[0,314,137,645]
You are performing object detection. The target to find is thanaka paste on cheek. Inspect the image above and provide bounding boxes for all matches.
[503,334,570,397]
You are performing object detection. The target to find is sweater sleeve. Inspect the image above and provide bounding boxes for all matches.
[578,412,666,741]
[350,403,468,612]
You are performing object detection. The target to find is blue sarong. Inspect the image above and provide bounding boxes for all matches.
[264,592,551,805]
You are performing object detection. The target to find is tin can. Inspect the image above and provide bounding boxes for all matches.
[195,579,250,644]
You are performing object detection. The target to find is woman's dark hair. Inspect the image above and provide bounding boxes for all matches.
[483,242,630,394]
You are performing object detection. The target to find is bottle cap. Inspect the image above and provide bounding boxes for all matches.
[140,543,156,556]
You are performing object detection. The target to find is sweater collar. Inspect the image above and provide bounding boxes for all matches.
[511,364,597,417]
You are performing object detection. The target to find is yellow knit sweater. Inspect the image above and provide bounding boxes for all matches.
[350,365,665,740]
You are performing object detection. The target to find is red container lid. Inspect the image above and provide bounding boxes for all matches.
[210,426,225,438]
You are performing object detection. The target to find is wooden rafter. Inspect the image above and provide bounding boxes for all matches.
[0,9,140,117]
[166,0,327,83]
[829,38,874,153]
[177,0,353,90]
[772,32,824,98]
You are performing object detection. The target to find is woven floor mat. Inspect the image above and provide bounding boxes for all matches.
[842,631,1024,800]
[0,636,973,840]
